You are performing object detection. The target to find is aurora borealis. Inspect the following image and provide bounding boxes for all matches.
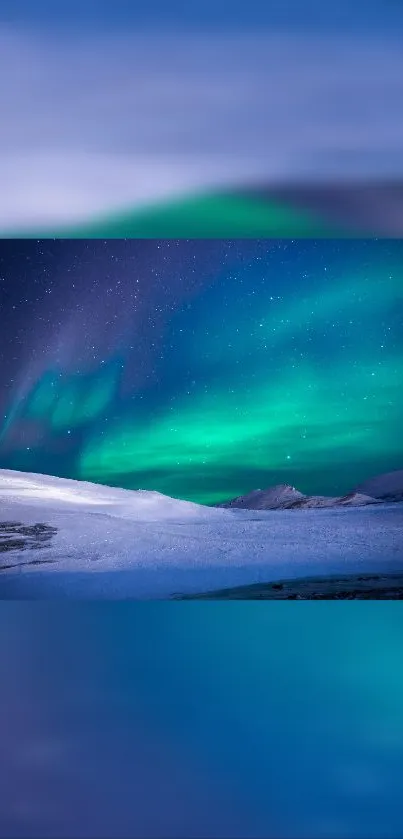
[0,239,402,504]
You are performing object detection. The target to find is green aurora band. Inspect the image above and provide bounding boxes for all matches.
[79,265,403,502]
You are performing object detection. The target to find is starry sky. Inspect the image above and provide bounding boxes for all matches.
[0,239,402,505]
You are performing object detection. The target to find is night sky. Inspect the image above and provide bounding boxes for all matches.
[0,239,402,505]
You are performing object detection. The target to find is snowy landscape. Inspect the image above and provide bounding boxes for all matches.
[0,468,402,599]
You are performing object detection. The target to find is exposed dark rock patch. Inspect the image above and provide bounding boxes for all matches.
[0,521,58,569]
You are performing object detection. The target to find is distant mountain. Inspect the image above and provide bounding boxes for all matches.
[354,470,403,502]
[285,491,381,510]
[218,484,304,509]
[336,492,381,506]
[218,483,381,510]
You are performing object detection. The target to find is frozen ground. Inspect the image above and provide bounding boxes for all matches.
[0,469,403,599]
[178,571,403,599]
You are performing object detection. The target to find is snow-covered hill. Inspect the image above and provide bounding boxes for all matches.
[219,483,380,510]
[0,468,216,521]
[354,470,403,502]
[0,469,402,599]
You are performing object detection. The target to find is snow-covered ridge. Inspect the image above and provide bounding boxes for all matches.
[218,474,403,510]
